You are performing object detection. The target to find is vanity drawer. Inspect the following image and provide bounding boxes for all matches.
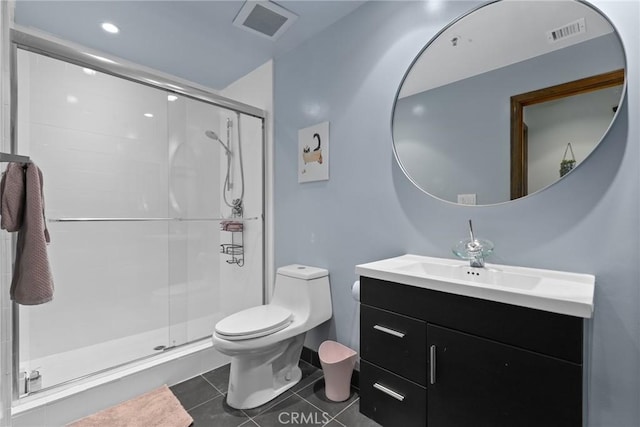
[361,276,583,363]
[361,304,427,385]
[360,360,426,427]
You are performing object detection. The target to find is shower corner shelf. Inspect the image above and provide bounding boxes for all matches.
[220,220,244,266]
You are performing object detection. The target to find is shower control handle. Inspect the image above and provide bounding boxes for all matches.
[373,324,405,338]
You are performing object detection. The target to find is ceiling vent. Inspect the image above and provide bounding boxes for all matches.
[233,1,298,40]
[547,18,586,43]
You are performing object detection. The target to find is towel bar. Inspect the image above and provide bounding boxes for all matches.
[0,152,30,163]
[48,216,259,222]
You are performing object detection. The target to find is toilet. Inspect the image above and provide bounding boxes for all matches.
[212,264,332,409]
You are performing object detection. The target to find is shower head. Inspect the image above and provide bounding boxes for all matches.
[205,130,220,141]
[205,130,231,155]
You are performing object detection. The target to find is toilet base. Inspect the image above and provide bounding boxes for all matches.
[226,334,305,409]
[227,364,302,409]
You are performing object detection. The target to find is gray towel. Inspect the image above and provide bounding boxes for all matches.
[1,162,54,305]
[1,162,25,231]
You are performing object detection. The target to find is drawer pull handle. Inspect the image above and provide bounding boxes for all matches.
[373,382,405,402]
[373,324,406,338]
[430,345,436,385]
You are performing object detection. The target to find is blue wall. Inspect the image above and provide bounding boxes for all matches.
[274,1,639,426]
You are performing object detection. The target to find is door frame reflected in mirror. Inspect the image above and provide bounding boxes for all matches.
[510,68,625,200]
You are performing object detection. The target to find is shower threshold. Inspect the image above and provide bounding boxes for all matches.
[19,314,216,391]
[13,334,215,415]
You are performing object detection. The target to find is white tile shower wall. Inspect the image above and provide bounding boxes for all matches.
[217,113,264,316]
[16,50,172,386]
[219,61,272,310]
[18,52,169,218]
[21,223,171,358]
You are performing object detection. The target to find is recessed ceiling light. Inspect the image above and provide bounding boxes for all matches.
[66,95,79,104]
[83,68,96,76]
[144,113,154,118]
[167,95,178,102]
[101,22,119,34]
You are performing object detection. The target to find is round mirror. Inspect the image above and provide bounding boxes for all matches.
[392,0,626,205]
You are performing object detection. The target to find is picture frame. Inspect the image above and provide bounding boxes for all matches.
[298,121,329,183]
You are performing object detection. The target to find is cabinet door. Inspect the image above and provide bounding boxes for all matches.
[427,324,582,427]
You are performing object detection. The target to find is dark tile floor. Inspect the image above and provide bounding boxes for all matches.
[170,360,381,427]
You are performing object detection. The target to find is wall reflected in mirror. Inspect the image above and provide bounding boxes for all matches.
[392,0,626,205]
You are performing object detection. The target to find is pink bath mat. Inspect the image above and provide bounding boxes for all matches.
[66,385,193,427]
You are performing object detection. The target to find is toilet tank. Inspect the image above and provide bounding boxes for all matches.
[271,265,332,328]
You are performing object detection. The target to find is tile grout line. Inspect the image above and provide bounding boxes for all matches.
[325,418,347,427]
[293,381,360,427]
[240,418,260,427]
[201,373,226,395]
[245,376,328,425]
[200,362,365,426]
[330,397,360,419]
[245,391,300,424]
[292,373,324,396]
[183,393,224,413]
[290,370,362,425]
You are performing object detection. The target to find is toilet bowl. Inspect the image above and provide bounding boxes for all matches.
[212,264,332,409]
[319,340,357,402]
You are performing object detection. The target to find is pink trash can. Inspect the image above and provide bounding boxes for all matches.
[319,340,358,402]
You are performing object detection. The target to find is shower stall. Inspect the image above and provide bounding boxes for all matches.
[6,29,266,401]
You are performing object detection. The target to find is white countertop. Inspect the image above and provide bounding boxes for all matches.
[356,254,595,318]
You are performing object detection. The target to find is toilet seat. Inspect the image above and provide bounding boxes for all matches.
[215,305,293,341]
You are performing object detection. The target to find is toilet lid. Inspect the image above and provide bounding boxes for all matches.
[215,305,293,340]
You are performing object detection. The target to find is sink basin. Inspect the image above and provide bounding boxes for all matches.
[356,254,594,318]
[394,261,541,290]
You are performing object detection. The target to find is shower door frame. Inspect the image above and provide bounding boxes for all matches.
[9,26,268,400]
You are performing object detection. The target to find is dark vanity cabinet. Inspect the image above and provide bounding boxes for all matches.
[359,276,584,427]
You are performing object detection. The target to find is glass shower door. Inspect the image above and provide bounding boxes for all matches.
[166,95,222,348]
[14,46,264,394]
[16,49,173,390]
[166,97,265,346]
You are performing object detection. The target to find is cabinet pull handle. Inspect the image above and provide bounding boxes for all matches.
[373,324,406,338]
[373,382,405,402]
[430,345,436,385]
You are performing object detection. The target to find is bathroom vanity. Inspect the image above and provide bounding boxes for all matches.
[356,255,594,427]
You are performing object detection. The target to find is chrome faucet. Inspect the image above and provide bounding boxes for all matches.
[452,220,494,268]
[466,220,485,267]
